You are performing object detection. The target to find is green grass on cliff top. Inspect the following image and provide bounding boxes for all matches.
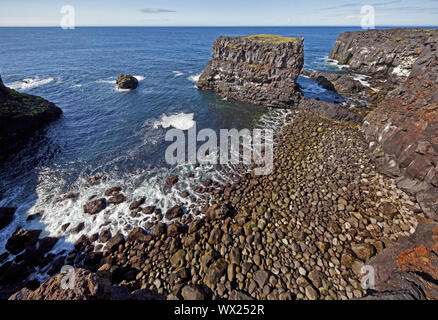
[0,86,55,119]
[243,34,297,43]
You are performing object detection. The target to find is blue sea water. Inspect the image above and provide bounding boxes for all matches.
[0,26,390,256]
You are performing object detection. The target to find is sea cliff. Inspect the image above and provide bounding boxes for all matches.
[197,35,304,108]
[0,73,62,161]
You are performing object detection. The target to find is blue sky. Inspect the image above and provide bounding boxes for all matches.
[0,0,437,26]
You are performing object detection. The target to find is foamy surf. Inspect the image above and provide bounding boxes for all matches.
[188,73,202,88]
[7,76,54,90]
[153,113,195,130]
[173,71,184,77]
[133,75,145,81]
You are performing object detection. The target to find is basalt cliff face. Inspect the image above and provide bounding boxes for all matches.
[197,35,304,108]
[361,32,438,220]
[0,73,62,161]
[329,29,438,83]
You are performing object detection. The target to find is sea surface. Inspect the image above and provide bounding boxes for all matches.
[0,26,405,260]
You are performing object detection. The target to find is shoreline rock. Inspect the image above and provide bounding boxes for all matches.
[329,28,438,83]
[0,73,62,161]
[116,74,138,90]
[197,34,304,108]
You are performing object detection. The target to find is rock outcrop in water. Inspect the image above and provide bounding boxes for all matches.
[116,74,138,90]
[329,28,438,83]
[197,34,304,108]
[0,73,62,161]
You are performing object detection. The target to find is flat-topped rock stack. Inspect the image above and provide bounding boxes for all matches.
[197,34,304,108]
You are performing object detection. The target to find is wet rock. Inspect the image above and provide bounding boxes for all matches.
[26,211,43,221]
[99,230,112,243]
[108,193,127,205]
[83,198,107,215]
[104,187,122,197]
[55,192,79,203]
[70,222,85,234]
[6,229,41,255]
[106,234,125,252]
[165,176,179,188]
[129,197,146,210]
[143,206,156,215]
[165,206,184,220]
[126,227,151,243]
[0,207,15,230]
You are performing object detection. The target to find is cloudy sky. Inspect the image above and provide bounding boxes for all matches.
[0,0,437,26]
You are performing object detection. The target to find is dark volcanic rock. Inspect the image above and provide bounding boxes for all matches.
[106,233,125,252]
[0,73,62,161]
[329,28,438,83]
[0,207,16,230]
[83,198,107,215]
[129,197,146,210]
[126,227,151,243]
[9,268,112,300]
[362,74,438,219]
[108,193,127,205]
[6,229,42,255]
[165,175,179,188]
[197,34,304,108]
[308,71,365,94]
[116,74,138,90]
[165,206,184,220]
[104,186,122,197]
[298,98,363,123]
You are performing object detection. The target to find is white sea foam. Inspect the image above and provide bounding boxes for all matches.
[134,75,145,81]
[96,79,116,84]
[326,58,350,70]
[188,73,201,83]
[7,77,54,90]
[153,113,195,130]
[173,71,184,77]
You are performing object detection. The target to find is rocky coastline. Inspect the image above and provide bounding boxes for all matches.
[0,73,62,161]
[1,28,438,300]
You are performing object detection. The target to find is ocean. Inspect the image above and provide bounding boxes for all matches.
[0,26,381,258]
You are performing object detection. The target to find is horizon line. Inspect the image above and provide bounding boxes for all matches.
[0,25,437,28]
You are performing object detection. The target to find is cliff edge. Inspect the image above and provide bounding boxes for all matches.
[0,73,62,160]
[329,28,438,83]
[197,34,304,108]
